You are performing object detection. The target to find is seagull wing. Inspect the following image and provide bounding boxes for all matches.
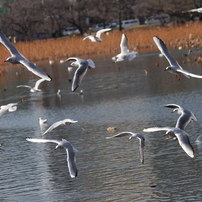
[95,28,111,38]
[26,137,61,145]
[72,62,88,92]
[136,134,145,164]
[174,131,195,158]
[42,120,65,136]
[106,131,134,139]
[63,141,78,178]
[87,59,96,68]
[164,104,180,109]
[175,113,192,130]
[16,85,32,89]
[143,126,173,132]
[83,35,94,41]
[19,59,51,81]
[120,34,129,53]
[0,30,20,56]
[34,78,46,90]
[153,36,181,68]
[176,68,202,79]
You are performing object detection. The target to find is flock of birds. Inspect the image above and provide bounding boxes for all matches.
[1,21,202,179]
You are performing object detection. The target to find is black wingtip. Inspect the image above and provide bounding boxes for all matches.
[48,75,52,81]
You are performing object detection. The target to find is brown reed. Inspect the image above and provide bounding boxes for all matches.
[1,22,202,68]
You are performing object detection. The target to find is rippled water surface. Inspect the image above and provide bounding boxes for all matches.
[1,50,202,201]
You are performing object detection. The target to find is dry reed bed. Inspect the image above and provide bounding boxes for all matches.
[0,22,202,67]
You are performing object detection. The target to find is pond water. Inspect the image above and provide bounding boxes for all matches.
[1,49,202,201]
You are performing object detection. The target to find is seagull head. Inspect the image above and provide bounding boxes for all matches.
[4,57,19,64]
[172,108,180,114]
[165,130,176,139]
[165,66,172,71]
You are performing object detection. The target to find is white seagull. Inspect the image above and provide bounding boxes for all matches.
[0,30,51,81]
[83,28,111,42]
[26,137,78,178]
[39,117,48,133]
[164,104,197,130]
[112,33,137,62]
[64,57,96,92]
[182,7,202,13]
[42,118,78,136]
[16,78,46,92]
[0,102,18,116]
[39,117,48,125]
[153,36,202,80]
[106,132,145,164]
[143,127,195,158]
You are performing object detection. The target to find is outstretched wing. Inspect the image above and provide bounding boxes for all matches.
[164,104,180,109]
[176,69,202,79]
[19,59,51,81]
[153,36,181,68]
[120,34,129,53]
[143,126,173,132]
[0,30,20,56]
[26,137,61,145]
[17,85,32,89]
[175,131,195,158]
[63,142,78,178]
[106,131,134,139]
[72,63,88,92]
[42,121,65,136]
[96,28,111,38]
[34,78,46,90]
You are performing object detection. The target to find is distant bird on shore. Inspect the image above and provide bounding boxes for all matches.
[182,7,202,13]
[153,36,202,80]
[0,30,51,81]
[16,78,46,92]
[26,137,78,178]
[112,33,137,62]
[143,127,195,158]
[0,102,18,116]
[164,104,197,130]
[49,60,54,66]
[64,57,96,92]
[106,132,146,164]
[83,28,111,42]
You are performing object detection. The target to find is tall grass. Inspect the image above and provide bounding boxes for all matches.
[1,22,202,66]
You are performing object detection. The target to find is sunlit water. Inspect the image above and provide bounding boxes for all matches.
[1,49,202,201]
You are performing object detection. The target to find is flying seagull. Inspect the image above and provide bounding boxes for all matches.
[153,36,202,80]
[83,28,111,42]
[16,78,46,92]
[42,118,78,136]
[64,57,96,92]
[26,137,78,178]
[0,102,18,116]
[164,104,197,130]
[106,132,145,164]
[112,33,137,62]
[0,30,51,81]
[143,127,195,158]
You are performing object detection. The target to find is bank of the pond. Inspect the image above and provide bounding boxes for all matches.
[0,22,202,74]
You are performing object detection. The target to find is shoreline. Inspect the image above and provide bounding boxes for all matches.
[0,22,202,74]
